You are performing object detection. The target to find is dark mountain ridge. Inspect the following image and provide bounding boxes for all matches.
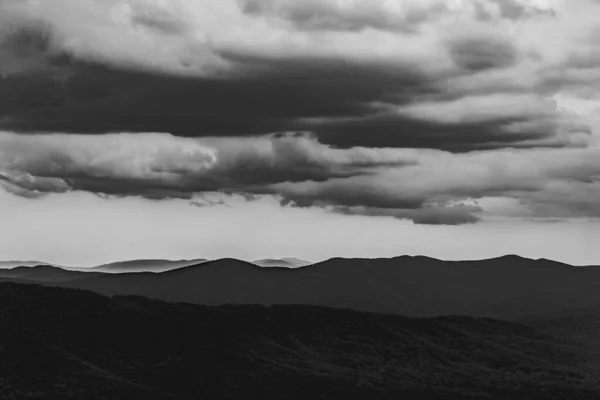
[1,282,600,400]
[91,258,209,273]
[0,261,62,269]
[0,265,106,282]
[9,255,592,320]
[253,257,312,268]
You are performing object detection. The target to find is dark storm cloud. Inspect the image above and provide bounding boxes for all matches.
[0,52,589,152]
[266,186,484,226]
[252,144,600,223]
[0,170,70,198]
[2,129,600,225]
[0,2,77,71]
[478,0,558,20]
[0,28,436,146]
[330,204,482,225]
[0,130,418,197]
[0,60,385,138]
[239,0,453,33]
[129,3,191,36]
[447,34,520,72]
[0,129,489,225]
[239,0,557,33]
[0,0,590,152]
[2,0,600,226]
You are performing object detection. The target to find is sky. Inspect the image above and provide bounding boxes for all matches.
[1,0,600,266]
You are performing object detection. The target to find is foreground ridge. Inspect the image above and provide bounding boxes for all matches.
[1,282,599,400]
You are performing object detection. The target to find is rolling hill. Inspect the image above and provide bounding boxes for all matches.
[91,258,209,273]
[22,255,598,320]
[1,282,599,400]
[0,261,63,269]
[252,258,312,268]
[0,265,105,282]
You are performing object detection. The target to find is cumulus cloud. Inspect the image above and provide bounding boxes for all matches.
[258,137,600,223]
[0,0,595,152]
[0,129,417,195]
[2,129,600,225]
[0,170,70,198]
[330,204,483,226]
[240,0,557,33]
[1,0,600,225]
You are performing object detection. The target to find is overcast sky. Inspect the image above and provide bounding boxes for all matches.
[1,0,600,266]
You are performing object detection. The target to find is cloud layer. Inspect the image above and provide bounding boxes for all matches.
[0,0,594,149]
[1,0,600,224]
[2,129,600,224]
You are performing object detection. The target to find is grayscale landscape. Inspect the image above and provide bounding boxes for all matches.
[2,0,600,399]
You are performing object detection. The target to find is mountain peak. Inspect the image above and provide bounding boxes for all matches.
[393,255,441,262]
[162,258,256,274]
[93,258,209,273]
[253,258,311,268]
[0,261,59,269]
[487,254,532,262]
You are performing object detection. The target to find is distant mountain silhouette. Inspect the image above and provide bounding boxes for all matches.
[92,258,209,273]
[0,265,105,282]
[253,257,312,268]
[20,255,596,320]
[0,260,63,269]
[2,282,600,400]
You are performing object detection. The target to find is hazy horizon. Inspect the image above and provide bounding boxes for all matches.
[0,249,596,269]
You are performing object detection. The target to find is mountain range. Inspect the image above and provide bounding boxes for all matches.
[0,261,62,269]
[91,258,210,273]
[1,255,599,321]
[0,265,105,282]
[4,255,600,399]
[0,258,311,274]
[2,282,600,400]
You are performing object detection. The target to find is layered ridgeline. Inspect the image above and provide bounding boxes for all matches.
[252,258,312,268]
[1,282,600,400]
[0,258,303,275]
[91,258,210,273]
[0,261,64,269]
[2,255,599,320]
[0,265,106,282]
